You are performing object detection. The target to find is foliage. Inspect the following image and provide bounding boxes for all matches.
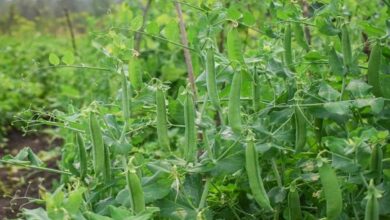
[1,0,390,219]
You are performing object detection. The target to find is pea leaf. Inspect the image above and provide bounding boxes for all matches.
[49,53,60,65]
[62,51,75,65]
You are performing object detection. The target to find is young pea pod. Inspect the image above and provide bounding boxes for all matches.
[88,112,105,174]
[319,161,342,220]
[370,145,383,184]
[75,132,87,179]
[126,157,145,214]
[228,71,242,134]
[364,180,380,220]
[156,85,170,151]
[129,54,143,91]
[121,70,130,119]
[103,144,111,185]
[294,106,307,153]
[288,182,302,220]
[284,24,294,70]
[293,22,309,51]
[184,89,197,162]
[341,24,352,69]
[252,72,261,112]
[314,118,323,148]
[227,28,244,68]
[328,46,344,76]
[206,47,221,110]
[245,136,273,211]
[367,42,382,97]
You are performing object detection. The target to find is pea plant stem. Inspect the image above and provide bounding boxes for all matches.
[174,1,198,100]
[0,159,71,175]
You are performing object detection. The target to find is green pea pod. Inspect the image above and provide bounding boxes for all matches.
[341,24,352,68]
[288,183,302,220]
[184,89,197,162]
[284,24,294,70]
[370,145,383,184]
[364,180,380,220]
[252,72,261,112]
[121,70,130,119]
[293,22,309,51]
[75,132,87,179]
[103,144,111,185]
[129,55,142,90]
[319,161,342,220]
[328,46,344,76]
[126,157,145,214]
[89,112,105,174]
[206,47,221,110]
[245,136,273,211]
[367,42,382,97]
[227,28,244,69]
[314,118,323,148]
[156,86,170,151]
[294,106,306,153]
[228,71,242,134]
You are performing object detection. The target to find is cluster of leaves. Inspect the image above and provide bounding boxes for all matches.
[1,0,390,219]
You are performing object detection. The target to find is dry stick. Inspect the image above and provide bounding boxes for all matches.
[64,8,77,55]
[300,0,311,45]
[174,1,197,100]
[134,0,152,51]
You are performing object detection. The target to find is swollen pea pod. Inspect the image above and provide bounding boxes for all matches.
[227,27,244,68]
[288,182,302,220]
[341,24,352,69]
[206,47,221,111]
[364,180,380,220]
[88,112,105,174]
[284,24,294,70]
[252,71,261,112]
[367,42,382,97]
[294,106,306,153]
[75,132,87,180]
[328,46,344,76]
[228,71,242,134]
[156,85,170,151]
[370,145,383,184]
[293,22,309,51]
[126,157,145,214]
[129,54,142,91]
[319,161,343,220]
[184,89,197,162]
[245,135,273,211]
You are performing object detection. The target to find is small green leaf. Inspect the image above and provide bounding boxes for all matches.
[131,15,143,31]
[146,21,160,35]
[324,101,351,115]
[62,51,75,65]
[346,80,371,97]
[49,53,60,65]
[318,82,340,101]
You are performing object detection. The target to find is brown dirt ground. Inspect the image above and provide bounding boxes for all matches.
[0,130,62,220]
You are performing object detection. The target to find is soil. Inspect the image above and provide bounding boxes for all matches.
[0,130,62,220]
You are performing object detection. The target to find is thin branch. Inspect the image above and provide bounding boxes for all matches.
[174,2,197,100]
[64,8,77,55]
[135,0,152,51]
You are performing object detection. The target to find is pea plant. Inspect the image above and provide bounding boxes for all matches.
[2,1,390,219]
